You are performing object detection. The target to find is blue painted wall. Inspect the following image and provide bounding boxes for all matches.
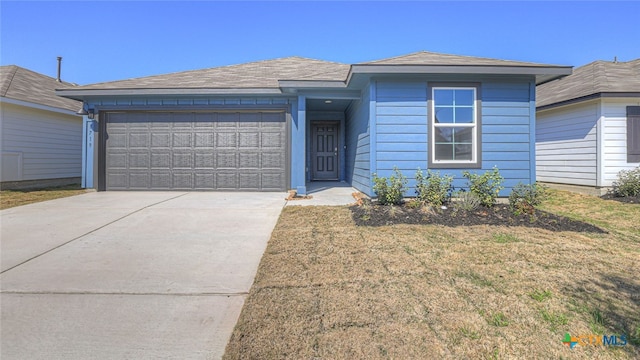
[370,77,536,197]
[345,84,372,195]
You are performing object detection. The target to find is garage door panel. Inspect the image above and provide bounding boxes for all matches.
[216,132,237,148]
[216,173,238,190]
[129,152,150,169]
[151,153,171,168]
[172,153,193,169]
[194,133,214,148]
[105,111,287,191]
[195,153,214,169]
[262,173,285,190]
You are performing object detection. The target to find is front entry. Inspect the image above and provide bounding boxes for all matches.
[311,122,339,180]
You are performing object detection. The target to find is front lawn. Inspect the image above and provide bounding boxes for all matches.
[224,190,639,359]
[0,184,87,210]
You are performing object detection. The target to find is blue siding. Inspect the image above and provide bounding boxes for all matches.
[374,81,429,192]
[90,97,293,108]
[372,79,536,197]
[345,84,371,195]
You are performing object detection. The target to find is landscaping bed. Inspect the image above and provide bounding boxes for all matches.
[350,201,607,233]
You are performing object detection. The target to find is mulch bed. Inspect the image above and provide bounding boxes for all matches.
[350,203,607,233]
[600,194,640,204]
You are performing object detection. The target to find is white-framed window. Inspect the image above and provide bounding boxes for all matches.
[429,84,480,168]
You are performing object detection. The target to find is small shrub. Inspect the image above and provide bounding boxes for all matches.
[372,167,407,205]
[462,167,504,207]
[415,168,454,206]
[452,190,481,212]
[509,182,548,215]
[611,167,640,197]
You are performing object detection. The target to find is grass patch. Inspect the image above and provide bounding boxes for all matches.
[530,289,553,302]
[224,189,640,359]
[493,233,520,243]
[540,308,569,331]
[488,312,510,327]
[0,184,86,210]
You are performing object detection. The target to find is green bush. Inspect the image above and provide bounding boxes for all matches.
[415,169,454,206]
[462,167,504,207]
[611,167,640,197]
[372,167,407,205]
[509,182,548,215]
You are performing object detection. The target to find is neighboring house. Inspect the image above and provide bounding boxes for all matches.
[536,59,640,193]
[56,51,570,196]
[1,65,82,189]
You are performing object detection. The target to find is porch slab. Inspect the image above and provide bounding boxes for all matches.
[286,181,359,206]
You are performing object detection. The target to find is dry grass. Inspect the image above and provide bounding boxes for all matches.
[0,184,87,210]
[224,190,640,359]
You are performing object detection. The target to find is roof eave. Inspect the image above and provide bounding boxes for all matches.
[537,92,640,111]
[0,96,81,115]
[278,80,347,94]
[346,64,573,85]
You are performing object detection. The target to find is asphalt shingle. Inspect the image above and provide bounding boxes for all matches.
[1,65,80,112]
[71,57,351,90]
[536,59,640,108]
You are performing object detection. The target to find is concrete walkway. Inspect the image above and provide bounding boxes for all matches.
[0,192,285,360]
[286,181,359,206]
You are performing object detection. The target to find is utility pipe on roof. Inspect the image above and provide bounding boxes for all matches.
[56,56,62,82]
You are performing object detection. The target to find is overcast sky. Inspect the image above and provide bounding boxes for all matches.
[1,1,639,85]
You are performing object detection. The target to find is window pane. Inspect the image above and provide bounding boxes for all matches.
[435,127,453,142]
[434,89,454,105]
[434,107,453,123]
[455,107,474,123]
[435,144,454,160]
[453,128,473,143]
[454,144,473,160]
[455,89,474,106]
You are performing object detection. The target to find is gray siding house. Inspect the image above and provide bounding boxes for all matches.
[57,51,571,196]
[536,59,640,192]
[1,66,82,189]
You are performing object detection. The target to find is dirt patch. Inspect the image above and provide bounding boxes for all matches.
[350,202,607,233]
[285,190,313,201]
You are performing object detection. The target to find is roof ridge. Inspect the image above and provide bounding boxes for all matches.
[361,50,561,66]
[361,50,430,63]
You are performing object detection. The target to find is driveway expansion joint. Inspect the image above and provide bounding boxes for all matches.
[0,290,249,296]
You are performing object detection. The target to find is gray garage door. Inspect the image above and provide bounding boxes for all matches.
[104,111,287,191]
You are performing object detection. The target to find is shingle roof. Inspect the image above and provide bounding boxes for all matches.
[0,65,81,112]
[359,51,561,67]
[536,59,640,109]
[72,57,351,90]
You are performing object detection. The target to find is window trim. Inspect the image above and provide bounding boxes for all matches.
[627,106,640,163]
[428,83,482,169]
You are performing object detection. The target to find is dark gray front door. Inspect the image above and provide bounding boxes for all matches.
[103,111,287,191]
[311,123,338,180]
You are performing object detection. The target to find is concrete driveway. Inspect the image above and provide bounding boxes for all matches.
[0,191,285,359]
